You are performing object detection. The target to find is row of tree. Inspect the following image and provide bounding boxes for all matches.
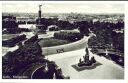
[54,32,84,42]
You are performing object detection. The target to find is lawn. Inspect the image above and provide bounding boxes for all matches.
[38,38,70,47]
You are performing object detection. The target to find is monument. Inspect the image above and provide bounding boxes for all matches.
[36,5,47,34]
[78,47,96,67]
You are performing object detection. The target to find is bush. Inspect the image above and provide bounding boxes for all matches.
[2,34,26,47]
[24,35,38,45]
[49,27,59,31]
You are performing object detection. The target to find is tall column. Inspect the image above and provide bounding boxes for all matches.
[38,5,42,19]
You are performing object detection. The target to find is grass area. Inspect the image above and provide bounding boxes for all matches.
[39,38,70,47]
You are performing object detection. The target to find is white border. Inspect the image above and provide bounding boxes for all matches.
[0,1,127,83]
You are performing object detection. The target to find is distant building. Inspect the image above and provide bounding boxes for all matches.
[16,17,36,23]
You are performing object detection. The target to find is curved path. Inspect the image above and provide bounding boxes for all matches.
[18,63,45,78]
[41,35,90,55]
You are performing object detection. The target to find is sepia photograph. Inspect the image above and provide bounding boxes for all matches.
[2,1,124,79]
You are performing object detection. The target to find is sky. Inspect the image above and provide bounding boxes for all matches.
[2,2,124,14]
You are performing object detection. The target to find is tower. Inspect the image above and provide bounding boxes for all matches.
[36,4,47,33]
[38,5,42,25]
[38,5,42,20]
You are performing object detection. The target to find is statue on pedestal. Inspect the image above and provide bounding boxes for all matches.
[78,47,96,67]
